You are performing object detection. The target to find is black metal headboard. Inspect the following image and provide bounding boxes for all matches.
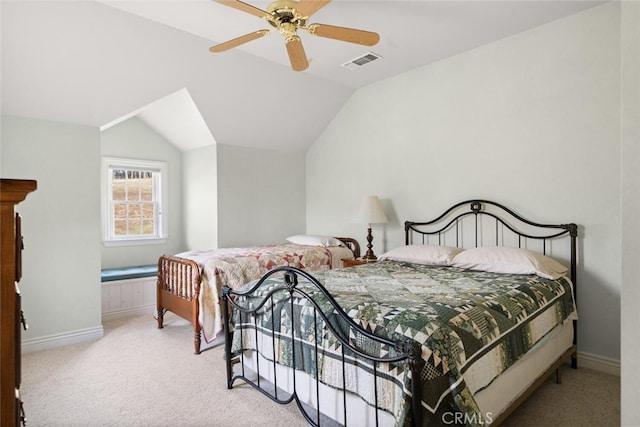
[404,199,578,284]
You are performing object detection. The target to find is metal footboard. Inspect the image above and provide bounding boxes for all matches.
[221,266,424,426]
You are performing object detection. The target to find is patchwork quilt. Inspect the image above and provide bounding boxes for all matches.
[231,260,577,426]
[176,244,335,342]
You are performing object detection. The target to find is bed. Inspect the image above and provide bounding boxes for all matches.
[221,200,578,426]
[156,236,360,354]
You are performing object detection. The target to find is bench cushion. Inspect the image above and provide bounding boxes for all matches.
[101,264,157,282]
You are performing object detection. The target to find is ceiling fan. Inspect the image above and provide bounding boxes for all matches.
[209,0,380,71]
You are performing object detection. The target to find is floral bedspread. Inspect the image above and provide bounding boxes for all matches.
[232,261,577,426]
[176,243,335,342]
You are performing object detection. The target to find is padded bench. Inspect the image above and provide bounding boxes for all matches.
[100,264,158,283]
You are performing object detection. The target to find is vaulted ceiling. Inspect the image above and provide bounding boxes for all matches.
[0,1,605,152]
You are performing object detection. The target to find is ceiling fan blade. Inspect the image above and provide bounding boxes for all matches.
[284,35,309,71]
[209,30,271,53]
[307,23,379,46]
[295,0,331,18]
[213,0,270,19]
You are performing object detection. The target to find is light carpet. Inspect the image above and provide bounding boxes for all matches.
[21,314,620,426]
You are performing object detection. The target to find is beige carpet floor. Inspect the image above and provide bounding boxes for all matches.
[21,313,620,426]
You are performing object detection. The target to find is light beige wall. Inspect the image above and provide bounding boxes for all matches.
[621,1,640,423]
[183,144,218,250]
[307,3,621,361]
[0,115,103,340]
[217,144,306,248]
[100,117,185,268]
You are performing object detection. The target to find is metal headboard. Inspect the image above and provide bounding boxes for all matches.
[404,199,578,284]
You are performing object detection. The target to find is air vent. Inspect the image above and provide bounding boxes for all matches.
[342,52,382,70]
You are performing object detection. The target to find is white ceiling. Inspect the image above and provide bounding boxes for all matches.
[100,0,607,88]
[1,0,606,152]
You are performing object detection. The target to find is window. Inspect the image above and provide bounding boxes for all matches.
[101,157,168,246]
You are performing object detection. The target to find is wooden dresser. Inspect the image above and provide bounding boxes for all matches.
[1,179,37,426]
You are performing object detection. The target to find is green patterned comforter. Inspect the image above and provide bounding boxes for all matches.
[231,260,577,426]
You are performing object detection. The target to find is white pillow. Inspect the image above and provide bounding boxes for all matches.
[286,234,345,247]
[451,246,568,280]
[378,245,464,266]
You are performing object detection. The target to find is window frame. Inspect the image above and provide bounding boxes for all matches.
[101,157,168,247]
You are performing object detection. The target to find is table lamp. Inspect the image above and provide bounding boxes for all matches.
[352,195,388,261]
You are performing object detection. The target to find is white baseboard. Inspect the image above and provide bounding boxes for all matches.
[21,325,104,354]
[101,304,155,322]
[21,277,155,353]
[576,351,620,376]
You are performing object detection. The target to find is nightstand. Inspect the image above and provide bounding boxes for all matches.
[342,258,376,268]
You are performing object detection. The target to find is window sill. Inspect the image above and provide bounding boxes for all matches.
[102,238,168,247]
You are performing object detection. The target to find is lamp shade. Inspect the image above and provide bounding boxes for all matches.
[352,195,388,225]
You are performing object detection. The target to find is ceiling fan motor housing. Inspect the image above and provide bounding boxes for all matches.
[267,0,308,35]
